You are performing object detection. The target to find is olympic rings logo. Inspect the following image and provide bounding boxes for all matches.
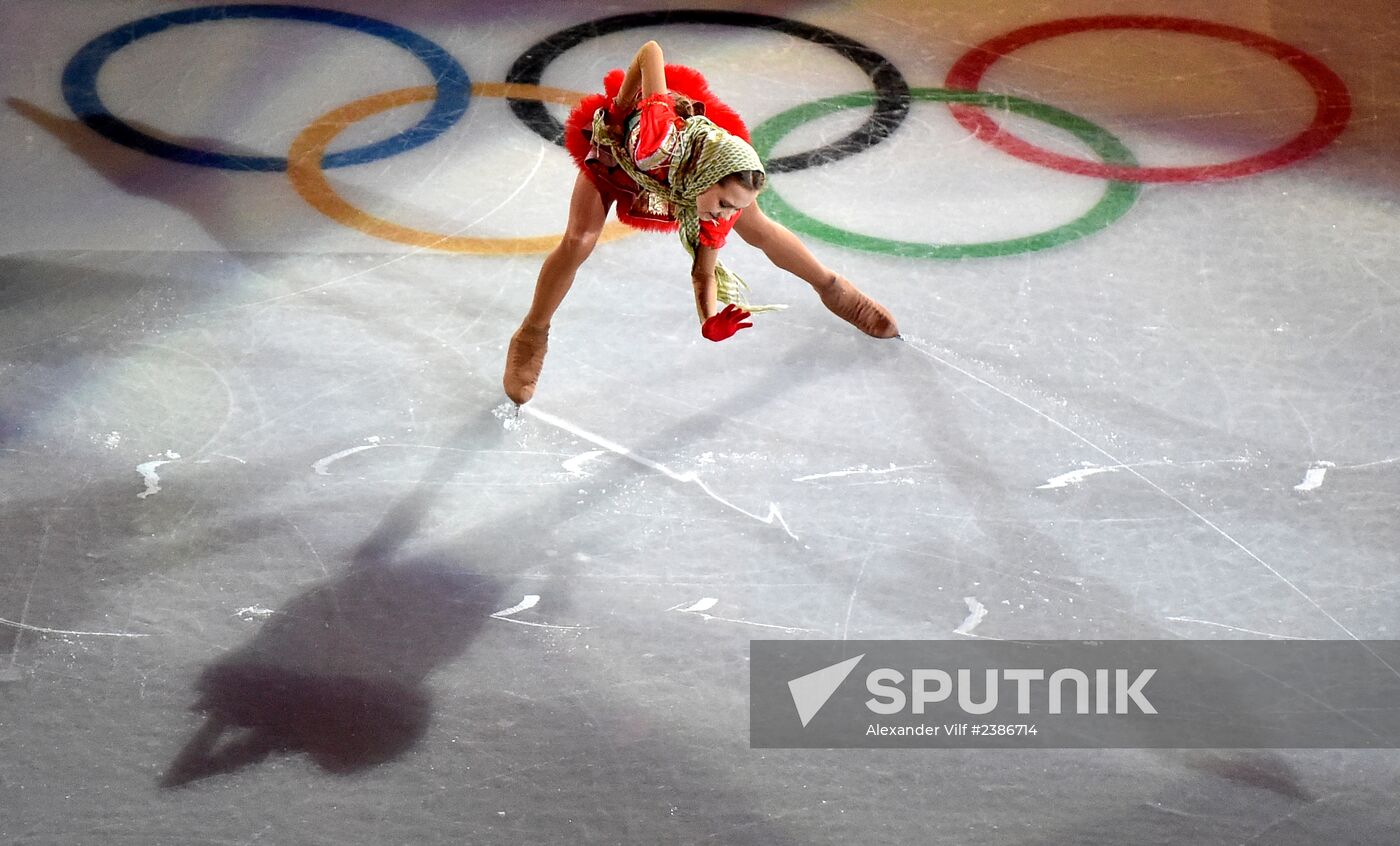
[58,5,1351,259]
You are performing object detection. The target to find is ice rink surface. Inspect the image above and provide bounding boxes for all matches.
[2,1,1399,842]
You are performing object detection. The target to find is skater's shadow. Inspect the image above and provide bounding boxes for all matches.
[5,96,476,257]
[7,97,274,250]
[160,561,506,787]
[161,413,512,788]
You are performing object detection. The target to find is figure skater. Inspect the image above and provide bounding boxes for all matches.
[504,41,898,404]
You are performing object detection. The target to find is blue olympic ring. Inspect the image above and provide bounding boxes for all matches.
[61,4,471,172]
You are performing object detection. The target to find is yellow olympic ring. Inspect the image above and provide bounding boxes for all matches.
[288,82,634,255]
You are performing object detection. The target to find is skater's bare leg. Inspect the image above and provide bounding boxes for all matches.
[521,174,609,330]
[733,202,835,288]
[505,174,609,404]
[734,204,898,338]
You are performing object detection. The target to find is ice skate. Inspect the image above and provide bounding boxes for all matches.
[504,324,549,405]
[819,276,898,338]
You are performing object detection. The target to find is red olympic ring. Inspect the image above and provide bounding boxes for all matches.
[944,15,1352,183]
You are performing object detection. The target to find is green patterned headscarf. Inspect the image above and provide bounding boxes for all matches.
[590,110,784,313]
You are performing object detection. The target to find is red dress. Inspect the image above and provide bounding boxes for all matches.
[563,65,751,249]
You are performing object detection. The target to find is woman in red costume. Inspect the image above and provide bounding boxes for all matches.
[504,41,898,405]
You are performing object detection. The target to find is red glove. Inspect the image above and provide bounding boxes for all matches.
[698,208,739,249]
[630,94,679,162]
[701,304,753,342]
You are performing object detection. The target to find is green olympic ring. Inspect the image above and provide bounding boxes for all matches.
[749,88,1141,259]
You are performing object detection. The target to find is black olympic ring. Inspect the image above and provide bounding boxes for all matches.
[503,9,911,174]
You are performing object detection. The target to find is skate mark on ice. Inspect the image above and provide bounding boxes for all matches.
[899,335,1393,674]
[793,463,932,483]
[562,449,606,476]
[1292,457,1399,491]
[953,596,988,635]
[491,594,587,630]
[1165,616,1309,640]
[136,451,181,498]
[312,437,384,475]
[1038,457,1249,489]
[524,406,799,541]
[669,597,818,633]
[1293,462,1334,491]
[0,616,151,639]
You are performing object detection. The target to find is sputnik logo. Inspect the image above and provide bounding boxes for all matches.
[787,654,864,727]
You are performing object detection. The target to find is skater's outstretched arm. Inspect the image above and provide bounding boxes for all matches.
[691,245,719,322]
[692,245,754,342]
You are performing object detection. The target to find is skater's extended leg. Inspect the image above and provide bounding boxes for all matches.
[505,174,610,404]
[733,204,898,338]
[521,173,609,330]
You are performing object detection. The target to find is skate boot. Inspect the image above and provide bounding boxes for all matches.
[504,324,549,405]
[819,276,898,338]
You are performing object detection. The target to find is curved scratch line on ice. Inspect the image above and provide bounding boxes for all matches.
[312,444,381,475]
[562,449,606,476]
[900,336,1395,677]
[131,341,236,457]
[1291,456,1400,491]
[492,594,540,617]
[1340,456,1400,470]
[0,616,150,638]
[1166,616,1310,640]
[524,406,799,541]
[1039,457,1249,490]
[195,453,248,465]
[491,617,586,630]
[313,442,575,475]
[667,598,817,633]
[491,595,587,630]
[794,463,931,482]
[1038,465,1120,489]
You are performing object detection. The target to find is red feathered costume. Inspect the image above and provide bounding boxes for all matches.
[564,65,751,236]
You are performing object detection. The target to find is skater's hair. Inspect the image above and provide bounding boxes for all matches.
[721,169,766,193]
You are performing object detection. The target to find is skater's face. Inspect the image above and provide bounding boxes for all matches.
[697,179,758,224]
